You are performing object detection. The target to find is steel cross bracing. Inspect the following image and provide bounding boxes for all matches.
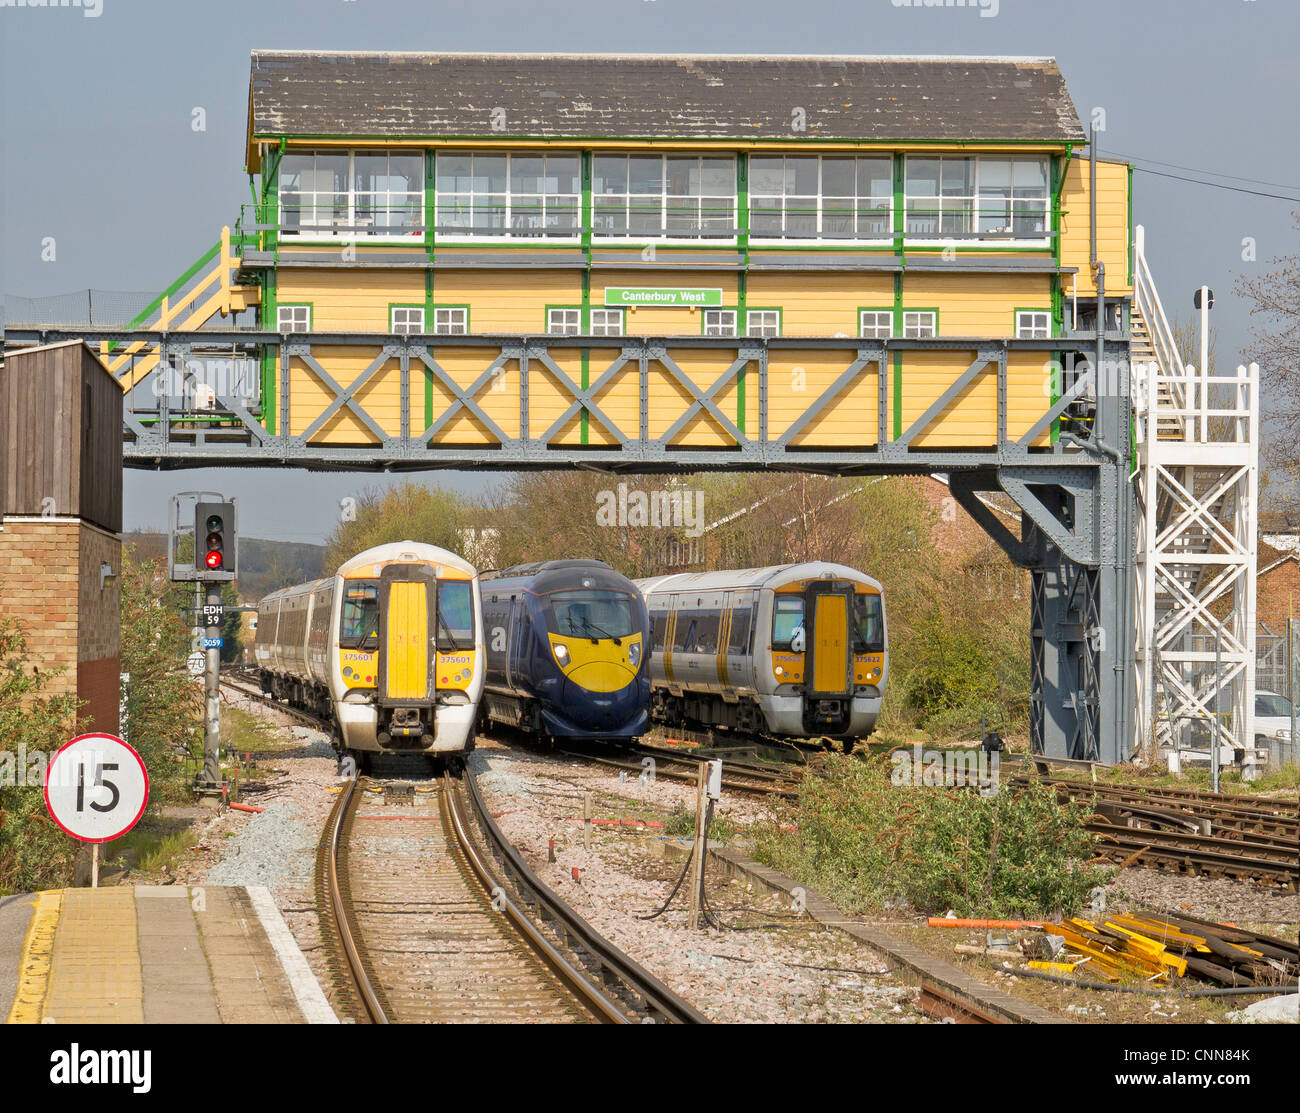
[1130,225,1260,772]
[4,323,1138,765]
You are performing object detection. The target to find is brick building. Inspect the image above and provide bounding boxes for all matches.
[0,341,123,734]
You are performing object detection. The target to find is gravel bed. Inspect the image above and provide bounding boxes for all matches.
[471,738,930,1023]
[1107,866,1300,938]
[175,695,345,1016]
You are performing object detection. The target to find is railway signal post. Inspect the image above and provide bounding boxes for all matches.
[168,493,238,793]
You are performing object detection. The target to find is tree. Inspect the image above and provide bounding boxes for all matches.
[0,619,81,893]
[119,547,202,803]
[322,481,474,571]
[1237,212,1300,488]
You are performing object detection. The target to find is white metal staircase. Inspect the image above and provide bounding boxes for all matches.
[1131,226,1260,773]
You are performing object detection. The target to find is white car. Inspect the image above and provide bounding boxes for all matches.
[1254,690,1294,747]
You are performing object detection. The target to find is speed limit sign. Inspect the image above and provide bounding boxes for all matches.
[44,733,150,844]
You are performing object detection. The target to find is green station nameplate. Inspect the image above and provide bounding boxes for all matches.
[604,287,723,308]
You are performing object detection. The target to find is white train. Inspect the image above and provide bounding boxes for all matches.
[254,541,485,756]
[635,562,887,749]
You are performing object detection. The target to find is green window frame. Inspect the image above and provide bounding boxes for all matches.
[546,305,583,335]
[858,307,894,339]
[432,305,470,335]
[901,309,938,339]
[1014,308,1053,339]
[277,303,312,332]
[389,303,425,334]
[701,307,739,336]
[745,307,782,337]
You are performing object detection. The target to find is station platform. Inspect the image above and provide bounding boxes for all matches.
[3,885,337,1024]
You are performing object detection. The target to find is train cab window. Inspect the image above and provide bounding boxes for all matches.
[853,593,884,652]
[728,606,752,653]
[437,580,475,649]
[339,582,379,647]
[546,590,637,640]
[772,596,805,650]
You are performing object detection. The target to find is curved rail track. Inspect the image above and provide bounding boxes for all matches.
[1018,774,1299,889]
[317,764,706,1024]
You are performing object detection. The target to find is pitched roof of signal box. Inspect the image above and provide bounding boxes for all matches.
[246,51,1085,160]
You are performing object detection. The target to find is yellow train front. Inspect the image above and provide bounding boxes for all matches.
[255,541,485,757]
[479,560,650,741]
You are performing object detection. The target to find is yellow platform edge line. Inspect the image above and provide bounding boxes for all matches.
[6,889,62,1024]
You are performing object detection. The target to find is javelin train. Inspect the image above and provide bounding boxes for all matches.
[254,541,485,757]
[479,559,651,741]
[635,562,888,749]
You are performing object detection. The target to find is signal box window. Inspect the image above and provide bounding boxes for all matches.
[747,310,780,337]
[1016,311,1051,339]
[903,311,937,339]
[434,307,468,335]
[860,311,892,339]
[548,308,581,335]
[391,306,425,334]
[704,309,737,337]
[278,305,311,333]
[590,308,624,336]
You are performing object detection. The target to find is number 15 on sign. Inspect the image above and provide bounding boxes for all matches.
[44,733,150,887]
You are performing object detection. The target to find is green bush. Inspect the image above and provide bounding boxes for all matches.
[0,619,81,894]
[754,754,1107,919]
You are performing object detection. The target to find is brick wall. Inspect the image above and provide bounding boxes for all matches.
[0,518,81,696]
[1258,552,1299,635]
[77,523,121,733]
[0,516,121,732]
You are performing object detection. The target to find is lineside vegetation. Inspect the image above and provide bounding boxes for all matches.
[754,754,1107,919]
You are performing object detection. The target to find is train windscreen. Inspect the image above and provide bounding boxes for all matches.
[340,581,379,647]
[436,580,475,649]
[772,595,804,649]
[853,593,885,653]
[545,590,638,640]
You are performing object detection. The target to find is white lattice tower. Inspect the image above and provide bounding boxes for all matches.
[1131,226,1260,772]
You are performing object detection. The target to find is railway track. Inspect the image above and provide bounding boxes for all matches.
[220,674,332,733]
[559,741,801,800]
[1017,774,1299,889]
[317,764,706,1024]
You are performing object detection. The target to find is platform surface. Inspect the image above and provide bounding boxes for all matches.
[4,885,336,1025]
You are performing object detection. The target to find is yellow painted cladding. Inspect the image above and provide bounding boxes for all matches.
[1060,157,1131,297]
[811,594,849,692]
[384,581,429,700]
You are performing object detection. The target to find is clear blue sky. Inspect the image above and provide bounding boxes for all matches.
[3,0,1297,542]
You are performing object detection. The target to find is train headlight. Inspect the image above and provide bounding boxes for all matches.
[628,643,641,668]
[553,643,570,667]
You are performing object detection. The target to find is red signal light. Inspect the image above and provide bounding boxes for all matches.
[205,550,223,570]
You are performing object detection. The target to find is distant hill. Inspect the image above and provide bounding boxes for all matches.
[123,531,326,602]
